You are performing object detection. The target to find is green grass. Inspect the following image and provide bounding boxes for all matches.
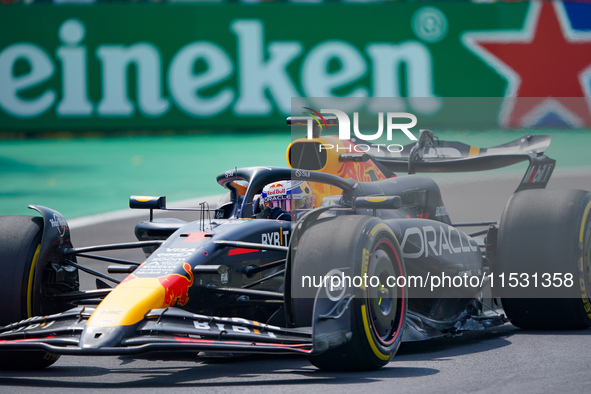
[0,131,290,218]
[0,129,589,219]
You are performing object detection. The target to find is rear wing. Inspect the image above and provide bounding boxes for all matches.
[345,130,555,192]
[287,116,555,192]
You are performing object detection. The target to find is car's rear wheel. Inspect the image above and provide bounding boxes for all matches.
[290,215,407,371]
[0,216,61,370]
[497,189,591,330]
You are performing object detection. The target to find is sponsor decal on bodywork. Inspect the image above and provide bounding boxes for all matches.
[192,317,279,338]
[134,248,197,276]
[159,262,194,307]
[400,225,478,259]
[261,228,289,246]
[49,213,67,237]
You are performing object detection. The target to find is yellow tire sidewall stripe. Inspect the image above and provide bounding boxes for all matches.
[360,222,393,361]
[27,244,41,318]
[361,304,390,361]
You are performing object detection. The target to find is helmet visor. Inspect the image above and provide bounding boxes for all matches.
[263,198,302,211]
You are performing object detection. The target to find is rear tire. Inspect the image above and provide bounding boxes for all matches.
[0,216,60,369]
[497,189,591,330]
[291,215,407,371]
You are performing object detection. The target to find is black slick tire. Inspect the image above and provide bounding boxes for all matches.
[0,216,60,370]
[497,189,591,330]
[291,215,407,371]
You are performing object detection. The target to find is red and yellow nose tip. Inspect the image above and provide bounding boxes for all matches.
[87,263,194,328]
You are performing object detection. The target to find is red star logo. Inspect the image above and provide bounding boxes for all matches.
[463,1,591,128]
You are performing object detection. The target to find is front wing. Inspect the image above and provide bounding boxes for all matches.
[0,307,313,356]
[0,292,354,357]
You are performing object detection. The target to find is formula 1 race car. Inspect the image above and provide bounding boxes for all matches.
[1,119,590,372]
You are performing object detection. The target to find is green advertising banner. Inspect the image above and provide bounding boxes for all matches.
[1,2,590,132]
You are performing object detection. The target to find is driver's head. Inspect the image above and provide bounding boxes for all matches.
[261,180,316,212]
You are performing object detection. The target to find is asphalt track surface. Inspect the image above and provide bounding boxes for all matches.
[3,171,591,393]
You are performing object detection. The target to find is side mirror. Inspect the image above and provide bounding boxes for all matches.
[129,196,166,210]
[130,196,166,221]
[354,196,402,210]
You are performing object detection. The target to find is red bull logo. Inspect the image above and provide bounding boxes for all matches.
[266,183,286,195]
[266,188,286,196]
[88,262,195,327]
[159,262,194,307]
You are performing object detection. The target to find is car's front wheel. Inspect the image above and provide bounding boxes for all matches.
[0,216,61,370]
[290,215,407,371]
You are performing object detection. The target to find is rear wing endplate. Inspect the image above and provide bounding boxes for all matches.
[341,131,555,192]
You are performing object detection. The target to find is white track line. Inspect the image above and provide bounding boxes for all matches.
[68,168,590,229]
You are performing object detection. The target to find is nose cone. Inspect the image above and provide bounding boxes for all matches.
[80,262,195,351]
[79,325,136,349]
[87,284,165,327]
[81,278,166,349]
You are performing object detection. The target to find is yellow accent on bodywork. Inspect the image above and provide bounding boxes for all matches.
[286,136,348,207]
[27,244,41,317]
[363,197,387,203]
[134,196,155,202]
[87,278,166,327]
[468,146,480,157]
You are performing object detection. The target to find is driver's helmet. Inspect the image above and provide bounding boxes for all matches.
[261,180,316,212]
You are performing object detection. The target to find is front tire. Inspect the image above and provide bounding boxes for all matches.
[290,215,407,371]
[0,216,60,369]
